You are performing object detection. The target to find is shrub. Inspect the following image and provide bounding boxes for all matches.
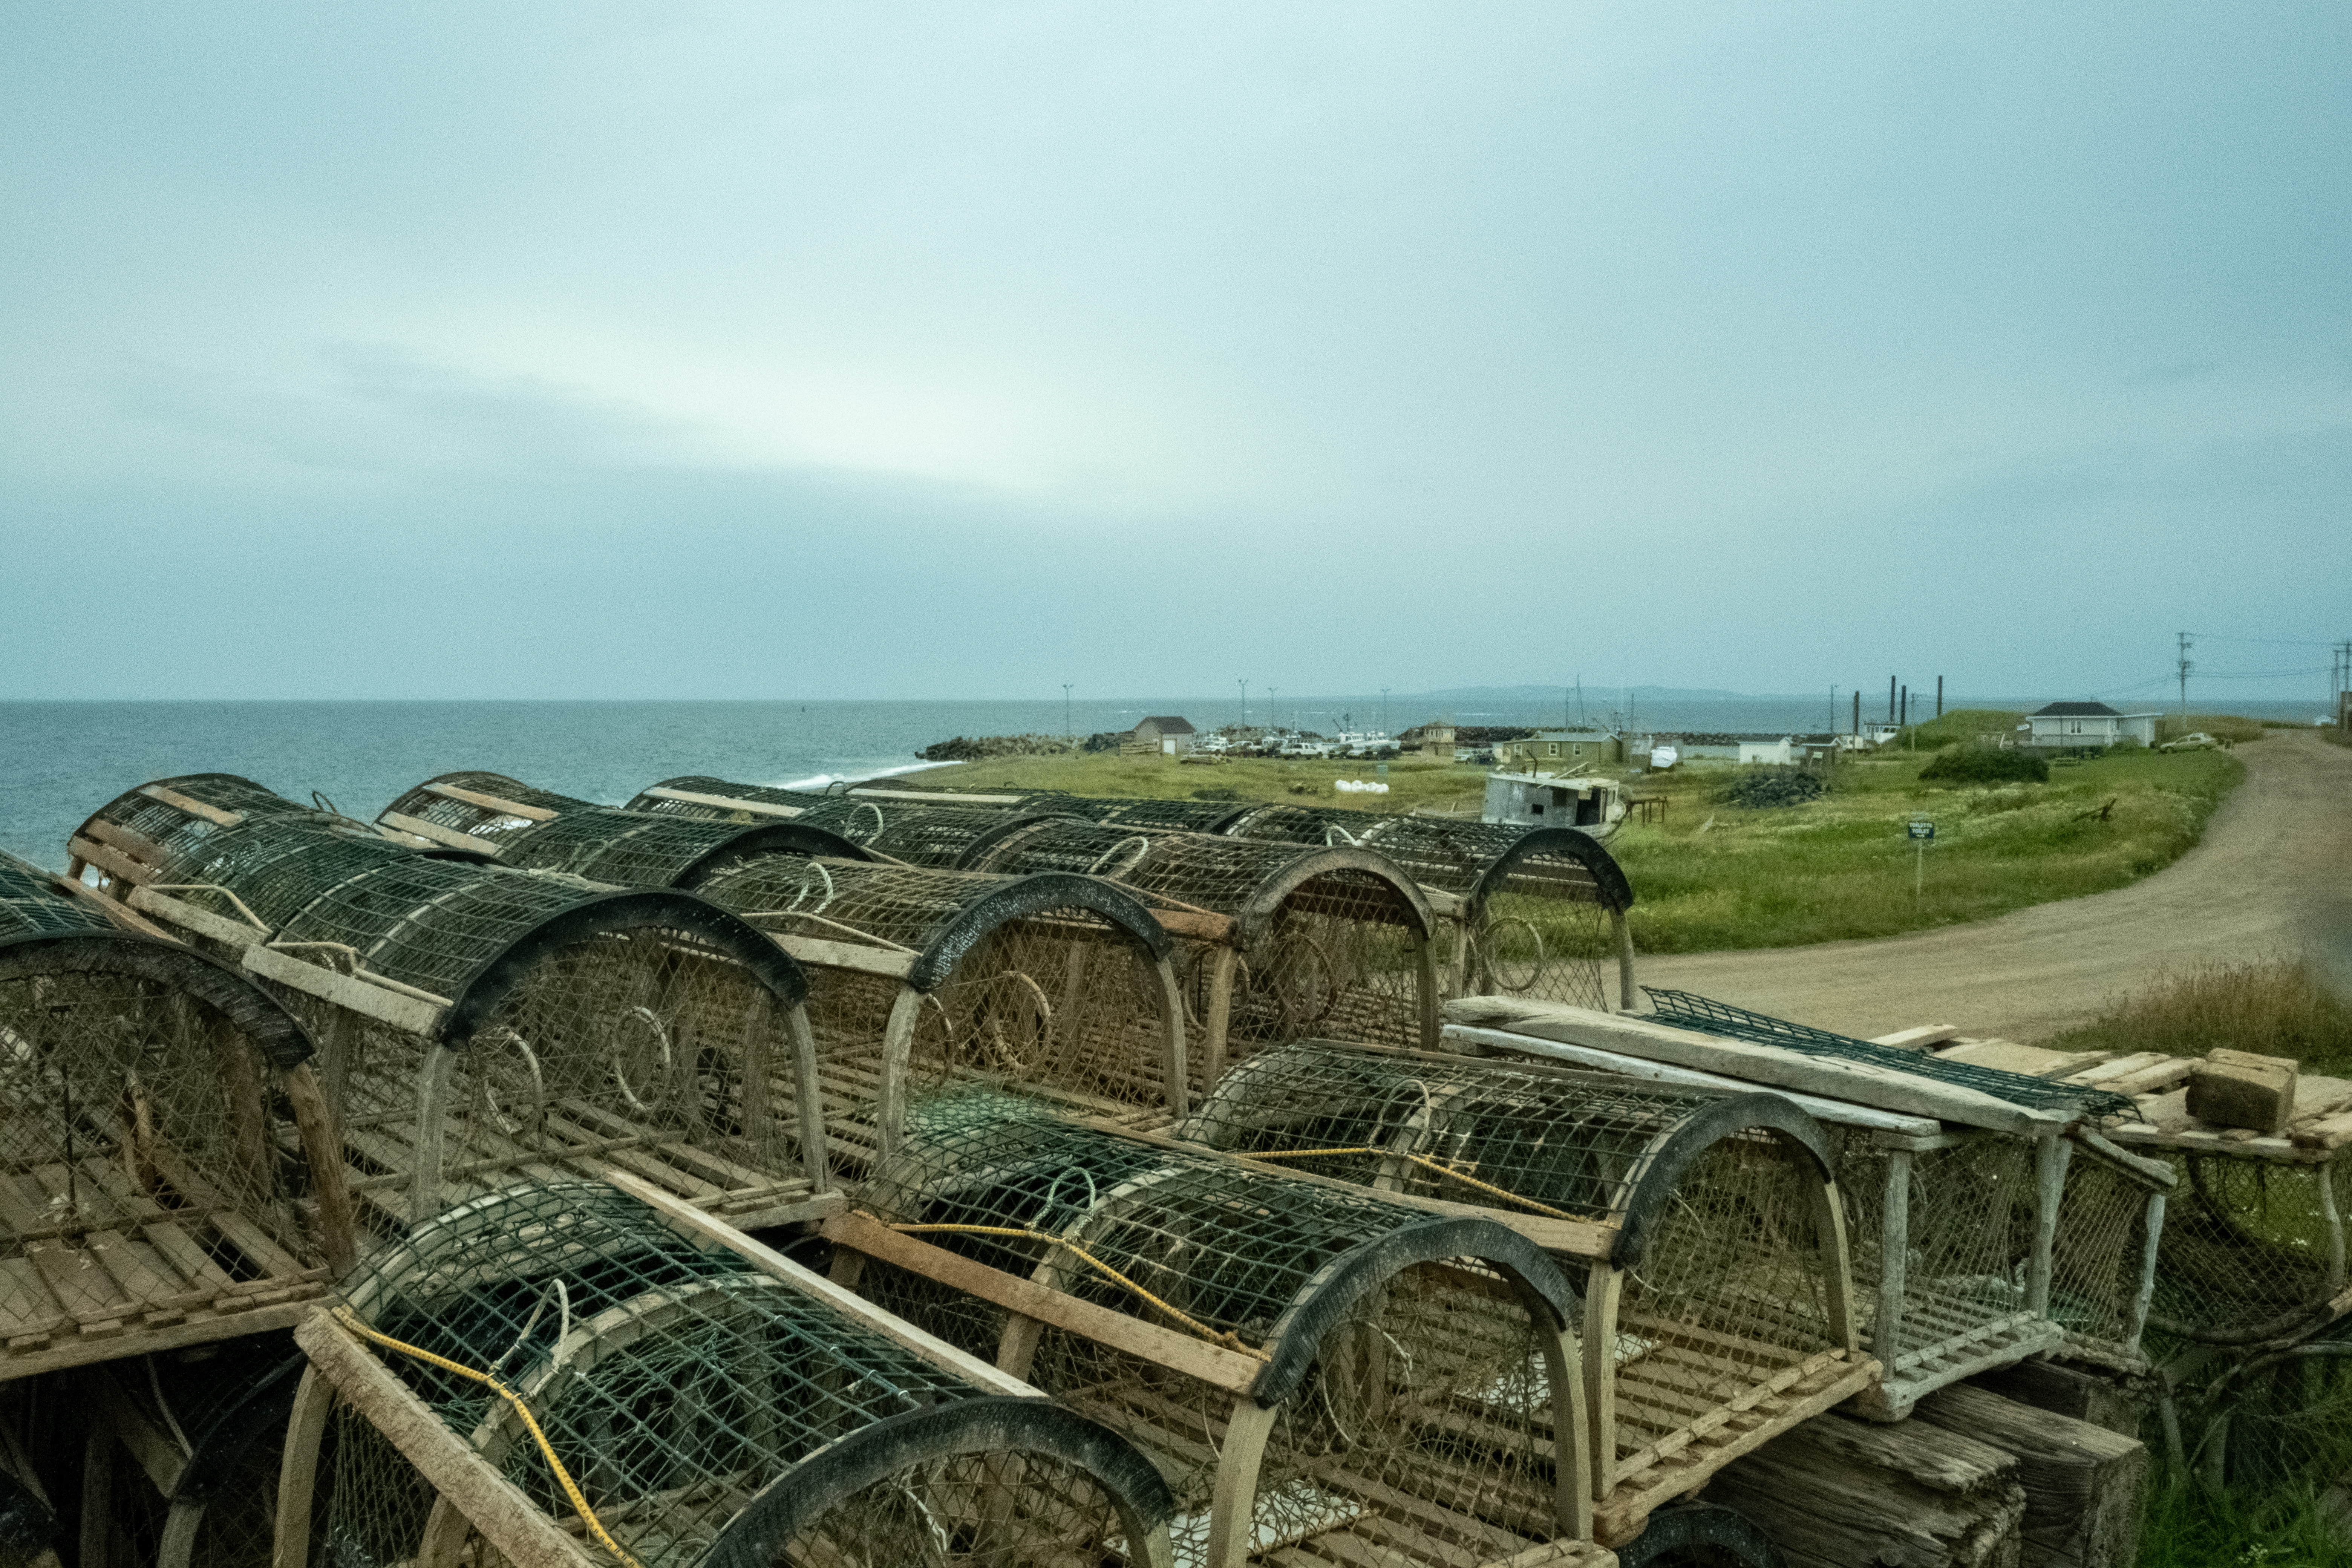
[1917,746,2049,785]
[1715,768,1827,808]
[2039,958,2352,1071]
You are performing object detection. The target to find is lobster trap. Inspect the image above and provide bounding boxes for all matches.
[1176,1038,1870,1543]
[688,855,1190,1163]
[957,820,1441,1071]
[0,849,353,1381]
[67,779,834,1236]
[832,1094,1611,1568]
[375,773,860,888]
[1444,991,2171,1421]
[279,1178,1179,1568]
[625,777,1067,871]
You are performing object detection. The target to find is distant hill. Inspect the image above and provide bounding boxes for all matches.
[1406,684,1758,703]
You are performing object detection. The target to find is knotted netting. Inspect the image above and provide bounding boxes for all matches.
[1175,1039,1859,1534]
[841,1091,1587,1568]
[67,782,830,1236]
[297,1181,1175,1568]
[689,856,1185,1161]
[0,850,352,1377]
[959,819,1439,1061]
[377,772,853,890]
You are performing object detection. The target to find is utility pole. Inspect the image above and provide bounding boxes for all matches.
[1380,688,1390,737]
[1900,684,1909,731]
[2176,633,2194,724]
[1238,678,1247,729]
[1268,687,1278,736]
[1888,675,1897,723]
[1852,690,1860,738]
[1576,675,1585,725]
[1830,686,1839,734]
[1936,676,1943,718]
[1063,683,1073,739]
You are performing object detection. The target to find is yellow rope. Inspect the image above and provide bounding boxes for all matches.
[1240,1147,1579,1221]
[331,1307,644,1568]
[888,1224,1271,1361]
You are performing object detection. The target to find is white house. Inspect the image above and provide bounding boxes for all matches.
[2026,701,2159,749]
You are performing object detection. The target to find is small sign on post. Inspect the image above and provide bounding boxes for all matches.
[1908,818,1934,897]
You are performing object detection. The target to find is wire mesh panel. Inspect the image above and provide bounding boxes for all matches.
[285,1180,1176,1568]
[837,1093,1600,1567]
[0,852,353,1380]
[64,783,833,1238]
[689,857,1187,1163]
[376,773,859,890]
[626,776,848,822]
[1176,1040,1867,1543]
[960,819,1440,1070]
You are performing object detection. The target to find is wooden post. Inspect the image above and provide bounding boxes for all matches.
[1813,1175,1861,1356]
[2321,1165,2346,1294]
[282,1063,357,1276]
[1877,1148,1912,1366]
[273,1365,337,1568]
[876,986,925,1158]
[1410,928,1441,1049]
[785,1005,830,1189]
[1609,910,1635,1015]
[1583,1261,1622,1503]
[2028,1135,2071,1316]
[1201,946,1238,1087]
[2124,1191,2165,1358]
[1203,1399,1279,1568]
[409,1044,461,1225]
[1150,957,1190,1117]
[1914,1383,2148,1568]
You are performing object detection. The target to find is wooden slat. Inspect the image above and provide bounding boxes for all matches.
[67,837,158,888]
[420,782,559,821]
[378,810,502,856]
[822,1210,1268,1394]
[772,933,916,980]
[641,787,804,819]
[139,784,244,827]
[128,886,266,949]
[1871,1026,1960,1050]
[52,873,176,938]
[241,944,447,1035]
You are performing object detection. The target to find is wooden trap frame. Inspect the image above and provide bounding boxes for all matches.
[1443,994,2172,1423]
[1177,1037,1873,1544]
[275,1176,1179,1568]
[374,772,856,888]
[688,855,1191,1163]
[830,1095,1614,1568]
[67,779,836,1238]
[0,848,354,1383]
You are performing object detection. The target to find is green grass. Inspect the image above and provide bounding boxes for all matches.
[914,723,2249,956]
[902,751,1496,816]
[2140,1481,2352,1566]
[1611,744,2242,953]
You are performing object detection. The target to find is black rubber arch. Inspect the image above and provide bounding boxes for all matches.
[1464,826,1635,916]
[1234,844,1437,945]
[1253,1214,1578,1406]
[1611,1091,1837,1269]
[701,1395,1175,1568]
[674,823,878,889]
[946,809,1099,868]
[440,888,810,1044]
[908,871,1174,992]
[0,931,318,1069]
[172,1348,311,1501]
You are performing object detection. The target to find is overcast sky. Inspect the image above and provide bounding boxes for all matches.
[3,4,2346,703]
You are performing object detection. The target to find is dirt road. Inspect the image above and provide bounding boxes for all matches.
[1632,730,2352,1041]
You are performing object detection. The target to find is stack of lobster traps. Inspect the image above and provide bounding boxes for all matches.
[1442,990,2175,1426]
[0,847,353,1381]
[830,1093,1617,1566]
[64,776,836,1236]
[1171,1037,1876,1545]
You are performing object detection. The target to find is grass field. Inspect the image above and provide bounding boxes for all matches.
[911,715,2252,955]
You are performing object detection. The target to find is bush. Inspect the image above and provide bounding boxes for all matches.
[1917,746,2049,785]
[2039,958,2352,1071]
[1715,768,1827,808]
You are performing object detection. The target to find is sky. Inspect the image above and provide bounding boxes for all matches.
[3,4,2347,704]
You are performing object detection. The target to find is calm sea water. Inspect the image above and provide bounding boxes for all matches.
[1,693,2324,871]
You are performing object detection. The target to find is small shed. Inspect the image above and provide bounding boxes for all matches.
[1482,771,1626,833]
[1496,730,1626,769]
[1124,716,1197,756]
[2027,701,2159,749]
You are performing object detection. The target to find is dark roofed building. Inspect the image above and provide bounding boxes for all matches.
[2027,701,2159,748]
[1125,715,1197,755]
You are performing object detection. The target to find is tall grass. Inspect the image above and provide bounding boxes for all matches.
[2159,712,2274,745]
[2139,1481,2352,1566]
[2035,958,2352,1068]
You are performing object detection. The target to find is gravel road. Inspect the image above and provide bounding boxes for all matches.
[1630,730,2352,1041]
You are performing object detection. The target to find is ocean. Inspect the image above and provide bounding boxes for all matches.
[2,692,2328,871]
